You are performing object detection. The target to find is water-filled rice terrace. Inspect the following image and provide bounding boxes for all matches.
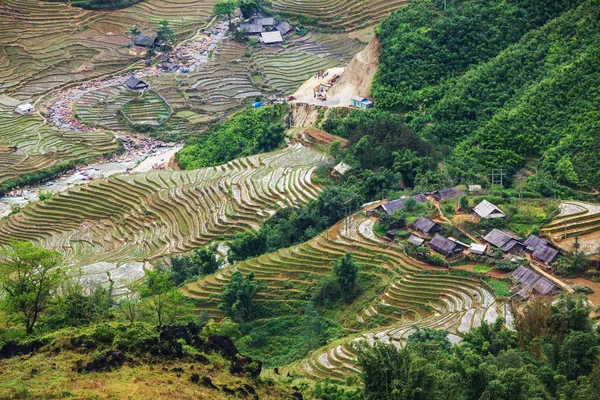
[0,101,117,185]
[0,144,329,268]
[121,90,172,126]
[185,214,509,379]
[268,0,410,31]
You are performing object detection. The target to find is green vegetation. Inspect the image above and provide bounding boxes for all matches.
[177,105,287,169]
[485,278,511,297]
[472,265,493,274]
[170,245,221,285]
[218,272,266,322]
[372,0,600,193]
[59,0,146,10]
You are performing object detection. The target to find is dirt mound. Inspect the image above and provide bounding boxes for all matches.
[328,36,380,100]
[290,103,333,127]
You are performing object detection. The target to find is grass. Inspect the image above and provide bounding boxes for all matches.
[485,278,511,297]
[472,265,493,274]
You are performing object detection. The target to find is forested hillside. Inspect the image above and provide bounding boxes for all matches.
[373,0,600,192]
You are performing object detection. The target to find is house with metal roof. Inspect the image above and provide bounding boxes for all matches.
[124,75,149,90]
[135,35,157,48]
[239,23,263,34]
[260,31,283,44]
[512,265,558,296]
[412,216,441,236]
[433,186,466,201]
[254,17,275,26]
[524,235,561,265]
[377,194,428,215]
[468,243,488,255]
[14,103,34,114]
[429,234,460,257]
[276,21,294,35]
[473,200,506,219]
[483,229,524,253]
[408,235,425,246]
[351,96,374,109]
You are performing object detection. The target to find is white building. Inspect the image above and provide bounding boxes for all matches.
[14,103,34,114]
[473,200,506,219]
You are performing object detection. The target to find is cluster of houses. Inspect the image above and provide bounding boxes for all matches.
[374,191,562,268]
[238,16,295,44]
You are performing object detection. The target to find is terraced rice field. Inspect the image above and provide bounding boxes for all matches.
[121,91,172,126]
[268,0,410,31]
[0,144,330,270]
[74,85,136,131]
[0,102,117,186]
[0,0,218,99]
[185,214,509,373]
[543,202,600,255]
[255,32,364,94]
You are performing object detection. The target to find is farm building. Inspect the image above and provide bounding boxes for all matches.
[408,235,425,246]
[469,243,488,255]
[376,194,428,215]
[448,237,469,249]
[386,229,398,241]
[351,96,374,109]
[254,17,275,26]
[135,35,157,48]
[469,185,482,192]
[411,216,441,236]
[124,76,149,90]
[261,31,284,44]
[239,23,263,34]
[14,103,34,114]
[433,186,466,201]
[512,265,558,296]
[473,200,506,219]
[523,235,562,265]
[429,234,461,257]
[276,21,294,35]
[483,229,524,254]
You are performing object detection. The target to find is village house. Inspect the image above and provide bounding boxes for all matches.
[483,229,524,254]
[473,200,506,219]
[523,235,562,265]
[429,234,461,257]
[331,162,352,178]
[433,186,466,201]
[411,216,441,236]
[351,97,374,109]
[260,31,284,44]
[124,75,149,91]
[375,193,428,215]
[408,234,425,246]
[14,103,34,114]
[276,21,294,35]
[239,23,263,34]
[512,265,558,299]
[468,243,488,255]
[135,35,158,48]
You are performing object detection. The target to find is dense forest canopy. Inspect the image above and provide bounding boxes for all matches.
[372,0,600,191]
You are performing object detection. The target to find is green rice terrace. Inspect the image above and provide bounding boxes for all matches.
[120,90,172,126]
[0,144,328,282]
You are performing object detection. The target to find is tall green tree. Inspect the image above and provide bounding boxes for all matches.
[214,0,237,29]
[218,271,265,322]
[332,253,359,303]
[156,19,174,50]
[0,241,63,334]
[139,268,192,328]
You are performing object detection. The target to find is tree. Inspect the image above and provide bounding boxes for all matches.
[139,268,192,328]
[0,241,63,334]
[239,0,260,19]
[332,253,359,303]
[130,25,141,43]
[117,286,141,326]
[171,245,221,285]
[408,326,451,351]
[214,0,237,29]
[156,19,174,51]
[302,302,324,350]
[459,195,469,210]
[218,271,265,322]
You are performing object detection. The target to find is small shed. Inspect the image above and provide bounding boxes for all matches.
[468,243,487,255]
[473,200,506,219]
[124,76,149,90]
[276,21,294,35]
[411,216,441,236]
[14,103,34,114]
[254,17,275,26]
[433,186,466,201]
[351,96,374,109]
[469,185,482,192]
[135,35,157,48]
[483,229,524,254]
[385,229,397,241]
[408,235,425,246]
[448,237,469,249]
[429,234,460,257]
[260,31,283,44]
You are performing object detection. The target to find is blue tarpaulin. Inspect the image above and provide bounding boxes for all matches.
[252,102,262,108]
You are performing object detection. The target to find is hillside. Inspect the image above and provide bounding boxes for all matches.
[373,0,600,192]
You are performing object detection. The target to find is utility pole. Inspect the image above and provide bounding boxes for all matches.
[490,169,505,188]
